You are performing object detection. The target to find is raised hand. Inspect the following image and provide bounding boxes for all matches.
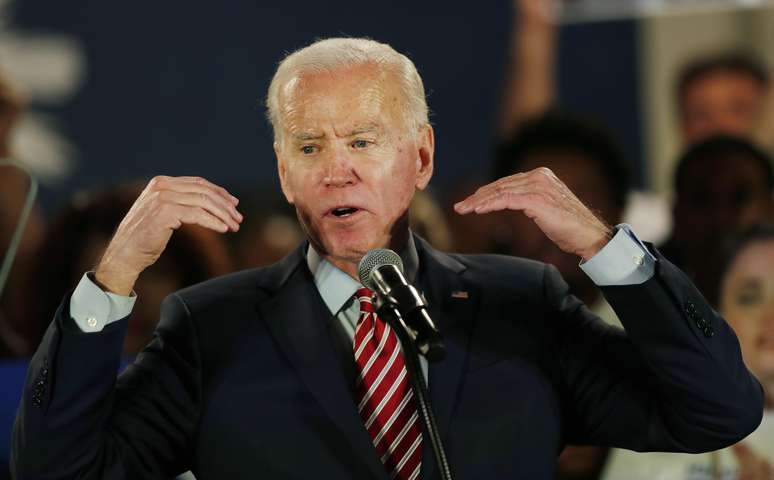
[454,167,611,261]
[95,176,242,295]
[515,0,555,24]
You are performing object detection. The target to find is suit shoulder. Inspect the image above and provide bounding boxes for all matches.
[445,252,549,298]
[451,252,547,282]
[172,257,300,313]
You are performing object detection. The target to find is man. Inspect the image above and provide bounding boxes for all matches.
[660,135,774,307]
[12,38,763,479]
[677,54,770,145]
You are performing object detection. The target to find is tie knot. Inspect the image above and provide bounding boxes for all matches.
[355,287,373,303]
[355,287,375,313]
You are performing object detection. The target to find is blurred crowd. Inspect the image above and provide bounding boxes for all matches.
[1,0,774,479]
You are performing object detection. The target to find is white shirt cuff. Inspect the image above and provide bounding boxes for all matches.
[69,272,137,332]
[579,224,656,286]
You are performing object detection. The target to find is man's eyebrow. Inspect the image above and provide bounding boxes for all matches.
[348,123,382,136]
[292,132,325,141]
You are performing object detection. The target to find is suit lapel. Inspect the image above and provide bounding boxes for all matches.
[259,249,388,480]
[415,238,480,480]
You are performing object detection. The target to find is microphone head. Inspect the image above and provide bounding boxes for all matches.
[358,248,404,290]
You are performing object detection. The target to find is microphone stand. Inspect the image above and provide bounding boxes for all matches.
[0,160,38,298]
[374,303,454,480]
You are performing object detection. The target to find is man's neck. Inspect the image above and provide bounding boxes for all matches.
[328,258,360,281]
[310,230,419,285]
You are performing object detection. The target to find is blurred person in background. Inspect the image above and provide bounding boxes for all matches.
[0,70,44,357]
[408,189,453,252]
[492,111,629,480]
[500,1,772,147]
[443,0,555,257]
[499,0,556,140]
[660,135,774,307]
[677,54,771,145]
[602,224,774,480]
[498,1,772,249]
[30,183,233,355]
[228,189,304,270]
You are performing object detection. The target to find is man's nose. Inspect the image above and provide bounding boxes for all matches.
[322,148,356,188]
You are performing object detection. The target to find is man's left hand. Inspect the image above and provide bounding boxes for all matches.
[454,167,612,261]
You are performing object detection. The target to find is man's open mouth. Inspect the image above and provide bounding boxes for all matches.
[330,207,360,218]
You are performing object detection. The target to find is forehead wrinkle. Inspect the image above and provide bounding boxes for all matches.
[335,122,383,138]
[280,65,404,142]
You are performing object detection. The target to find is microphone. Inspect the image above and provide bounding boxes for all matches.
[358,248,445,362]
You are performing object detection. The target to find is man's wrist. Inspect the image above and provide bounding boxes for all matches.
[579,227,614,262]
[580,224,656,286]
[94,263,138,296]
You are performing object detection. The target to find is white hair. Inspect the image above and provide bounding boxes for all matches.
[266,37,429,141]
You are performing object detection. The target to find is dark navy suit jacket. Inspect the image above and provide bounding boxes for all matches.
[12,237,764,479]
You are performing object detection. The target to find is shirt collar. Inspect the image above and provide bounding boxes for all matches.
[306,233,420,315]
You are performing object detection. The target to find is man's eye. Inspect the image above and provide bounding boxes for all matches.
[352,139,370,149]
[301,145,317,155]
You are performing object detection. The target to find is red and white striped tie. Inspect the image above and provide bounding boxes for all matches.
[353,287,423,480]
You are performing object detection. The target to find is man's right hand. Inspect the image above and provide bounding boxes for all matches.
[94,176,242,295]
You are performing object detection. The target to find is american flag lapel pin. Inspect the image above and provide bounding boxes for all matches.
[450,290,469,299]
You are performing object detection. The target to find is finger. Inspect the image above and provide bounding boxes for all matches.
[175,186,242,225]
[150,177,243,223]
[162,190,241,231]
[175,176,240,205]
[471,191,545,216]
[454,181,519,213]
[174,205,231,233]
[456,183,543,214]
[471,173,530,197]
[455,171,548,212]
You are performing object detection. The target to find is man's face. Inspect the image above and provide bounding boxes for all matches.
[680,71,766,144]
[673,154,772,254]
[274,64,434,271]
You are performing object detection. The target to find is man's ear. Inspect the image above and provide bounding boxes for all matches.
[275,141,294,204]
[415,124,435,191]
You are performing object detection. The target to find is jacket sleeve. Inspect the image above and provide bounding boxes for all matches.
[551,247,764,453]
[11,291,200,479]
